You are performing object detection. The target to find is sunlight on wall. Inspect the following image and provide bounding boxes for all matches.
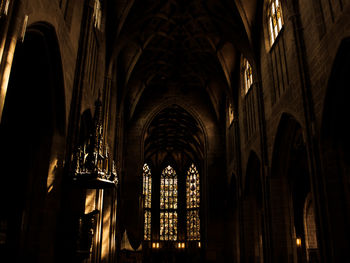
[0,35,5,66]
[0,0,10,65]
[0,36,16,121]
[85,190,97,214]
[46,158,58,193]
[101,201,111,260]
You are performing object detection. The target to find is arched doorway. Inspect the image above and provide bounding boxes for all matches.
[270,114,317,263]
[320,37,350,262]
[0,23,65,262]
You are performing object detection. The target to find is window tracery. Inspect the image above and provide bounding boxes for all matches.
[186,164,200,241]
[143,163,202,243]
[243,58,253,94]
[160,165,178,241]
[143,163,152,240]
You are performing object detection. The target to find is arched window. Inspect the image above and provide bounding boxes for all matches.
[93,0,102,30]
[243,58,253,95]
[143,163,152,240]
[267,0,284,46]
[186,164,200,241]
[160,165,178,241]
[0,0,10,17]
[229,103,234,125]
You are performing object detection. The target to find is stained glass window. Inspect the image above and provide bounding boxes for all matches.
[186,164,200,241]
[243,58,253,94]
[160,165,178,241]
[143,163,152,240]
[268,0,283,46]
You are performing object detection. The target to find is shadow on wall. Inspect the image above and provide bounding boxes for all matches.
[0,22,65,263]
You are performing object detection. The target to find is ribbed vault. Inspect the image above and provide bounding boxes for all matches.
[144,105,204,166]
[106,0,260,121]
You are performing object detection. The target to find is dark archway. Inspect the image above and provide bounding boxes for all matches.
[226,173,240,262]
[242,152,264,263]
[0,22,65,262]
[270,114,314,263]
[320,37,350,262]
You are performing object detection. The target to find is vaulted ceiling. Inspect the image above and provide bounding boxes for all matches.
[106,0,260,163]
[144,105,204,166]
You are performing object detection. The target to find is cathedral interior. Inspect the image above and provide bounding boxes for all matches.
[0,0,349,262]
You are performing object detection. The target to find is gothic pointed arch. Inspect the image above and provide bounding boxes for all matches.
[0,22,66,261]
[139,103,206,250]
[270,113,314,262]
[320,37,350,261]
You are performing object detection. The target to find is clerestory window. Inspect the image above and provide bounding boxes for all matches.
[0,0,10,17]
[267,0,284,46]
[93,0,102,30]
[229,103,234,126]
[243,58,253,95]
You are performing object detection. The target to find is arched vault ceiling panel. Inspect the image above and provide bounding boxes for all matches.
[144,105,205,163]
[234,0,258,43]
[217,42,237,88]
[106,0,135,56]
[108,0,256,120]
